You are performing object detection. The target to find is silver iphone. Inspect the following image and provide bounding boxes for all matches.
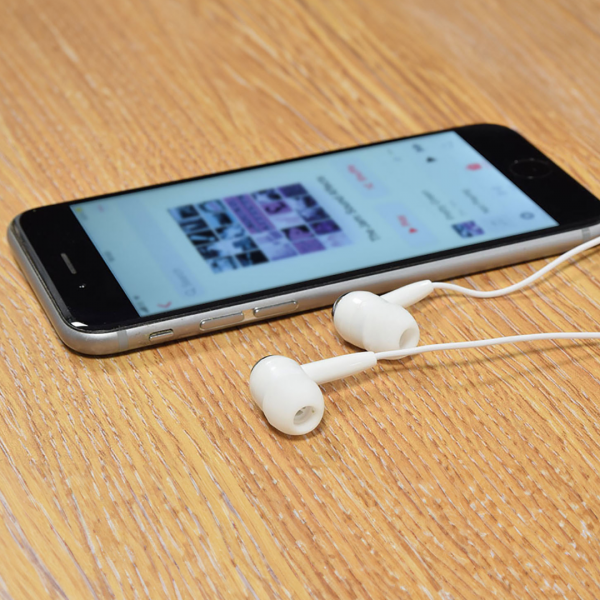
[9,124,600,355]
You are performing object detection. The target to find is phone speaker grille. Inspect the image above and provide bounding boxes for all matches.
[60,253,77,275]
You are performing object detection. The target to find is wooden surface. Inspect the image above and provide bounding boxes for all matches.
[2,0,600,597]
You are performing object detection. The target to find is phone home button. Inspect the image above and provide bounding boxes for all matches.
[200,312,245,331]
[253,301,299,319]
[509,158,552,179]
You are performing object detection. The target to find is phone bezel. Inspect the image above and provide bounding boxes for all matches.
[14,123,600,332]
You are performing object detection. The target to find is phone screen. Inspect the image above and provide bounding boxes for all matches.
[70,131,558,317]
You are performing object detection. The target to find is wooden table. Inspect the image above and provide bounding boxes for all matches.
[2,0,600,597]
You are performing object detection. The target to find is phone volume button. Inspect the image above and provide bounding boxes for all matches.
[199,312,244,331]
[149,329,174,341]
[253,301,298,319]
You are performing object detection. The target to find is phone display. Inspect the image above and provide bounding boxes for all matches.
[71,131,556,317]
[10,124,600,354]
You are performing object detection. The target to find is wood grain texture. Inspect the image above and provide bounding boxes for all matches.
[2,0,600,597]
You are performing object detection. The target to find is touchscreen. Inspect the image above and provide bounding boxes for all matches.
[71,131,558,316]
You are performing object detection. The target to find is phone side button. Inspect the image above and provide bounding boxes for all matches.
[199,312,245,331]
[253,301,299,319]
[149,329,174,341]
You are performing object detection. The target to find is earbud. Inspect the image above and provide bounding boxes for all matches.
[332,281,434,352]
[250,352,378,435]
[250,356,324,436]
[250,237,600,436]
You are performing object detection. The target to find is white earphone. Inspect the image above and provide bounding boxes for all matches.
[250,236,600,435]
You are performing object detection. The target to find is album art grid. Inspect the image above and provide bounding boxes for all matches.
[169,184,352,274]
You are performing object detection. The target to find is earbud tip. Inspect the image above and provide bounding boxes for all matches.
[333,291,420,352]
[249,355,325,435]
[261,376,325,435]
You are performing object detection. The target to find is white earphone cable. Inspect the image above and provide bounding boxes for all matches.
[375,331,600,361]
[431,235,600,298]
[377,237,600,360]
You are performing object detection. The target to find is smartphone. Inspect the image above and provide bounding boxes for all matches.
[8,124,600,355]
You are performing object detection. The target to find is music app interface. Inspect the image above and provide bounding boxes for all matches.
[72,132,557,316]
